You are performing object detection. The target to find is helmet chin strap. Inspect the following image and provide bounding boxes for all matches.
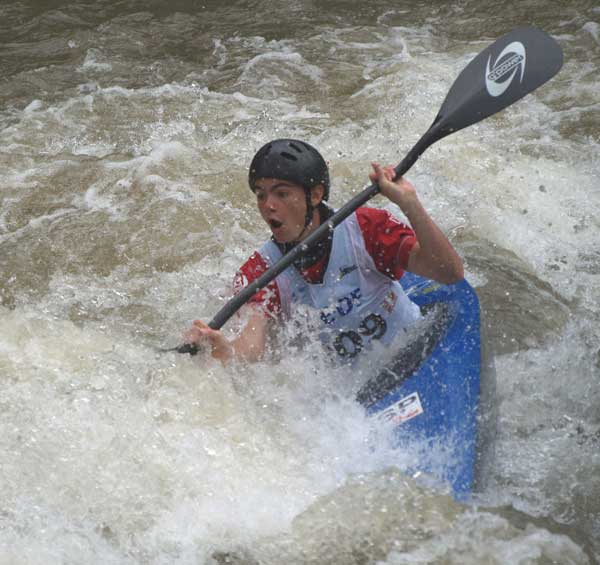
[274,201,334,274]
[296,190,315,241]
[276,191,317,252]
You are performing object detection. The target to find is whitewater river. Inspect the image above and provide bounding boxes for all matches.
[1,1,599,563]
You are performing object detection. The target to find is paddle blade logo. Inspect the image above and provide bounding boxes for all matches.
[485,41,526,97]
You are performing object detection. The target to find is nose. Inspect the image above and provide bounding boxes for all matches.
[263,192,276,210]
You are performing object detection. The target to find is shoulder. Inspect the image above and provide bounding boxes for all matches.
[233,250,283,316]
[355,206,391,222]
[354,207,416,278]
[355,206,414,238]
[234,251,269,290]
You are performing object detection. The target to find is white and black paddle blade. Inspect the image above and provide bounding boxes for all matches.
[394,26,563,178]
[434,26,563,137]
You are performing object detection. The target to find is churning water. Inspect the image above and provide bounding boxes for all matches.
[1,1,599,563]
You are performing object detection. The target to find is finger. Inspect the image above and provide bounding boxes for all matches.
[382,165,396,181]
[184,324,209,343]
[369,163,376,175]
[190,323,223,348]
[377,164,392,181]
[183,329,200,343]
[370,162,385,182]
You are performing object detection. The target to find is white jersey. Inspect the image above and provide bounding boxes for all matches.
[259,212,421,362]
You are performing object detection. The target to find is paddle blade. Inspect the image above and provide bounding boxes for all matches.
[434,26,563,138]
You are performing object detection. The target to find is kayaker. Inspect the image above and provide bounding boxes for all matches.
[183,139,463,363]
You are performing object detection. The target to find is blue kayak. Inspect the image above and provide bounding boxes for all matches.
[356,274,492,498]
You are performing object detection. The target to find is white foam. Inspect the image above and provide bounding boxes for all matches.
[582,21,600,44]
[79,48,112,72]
[23,99,43,113]
[381,511,589,564]
[237,50,325,99]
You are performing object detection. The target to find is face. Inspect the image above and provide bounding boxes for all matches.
[254,178,309,243]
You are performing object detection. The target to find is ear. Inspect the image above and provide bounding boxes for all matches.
[310,184,325,207]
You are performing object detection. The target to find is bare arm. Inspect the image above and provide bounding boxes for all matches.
[370,163,464,284]
[183,308,270,364]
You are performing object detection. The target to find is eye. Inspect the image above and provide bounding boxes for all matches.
[255,191,266,202]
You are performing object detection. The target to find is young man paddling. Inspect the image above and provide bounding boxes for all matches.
[184,139,463,364]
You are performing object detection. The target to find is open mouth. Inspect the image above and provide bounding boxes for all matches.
[269,219,283,229]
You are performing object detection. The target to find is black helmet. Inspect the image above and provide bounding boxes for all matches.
[248,139,330,201]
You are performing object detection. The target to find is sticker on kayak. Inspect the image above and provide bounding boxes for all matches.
[374,392,424,426]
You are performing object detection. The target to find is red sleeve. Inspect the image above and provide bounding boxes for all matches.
[356,207,416,280]
[233,251,282,317]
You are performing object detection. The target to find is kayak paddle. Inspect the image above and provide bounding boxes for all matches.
[171,26,563,355]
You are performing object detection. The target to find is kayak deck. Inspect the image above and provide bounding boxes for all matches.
[358,274,483,497]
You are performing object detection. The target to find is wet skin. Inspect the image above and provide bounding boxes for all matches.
[254,178,324,243]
